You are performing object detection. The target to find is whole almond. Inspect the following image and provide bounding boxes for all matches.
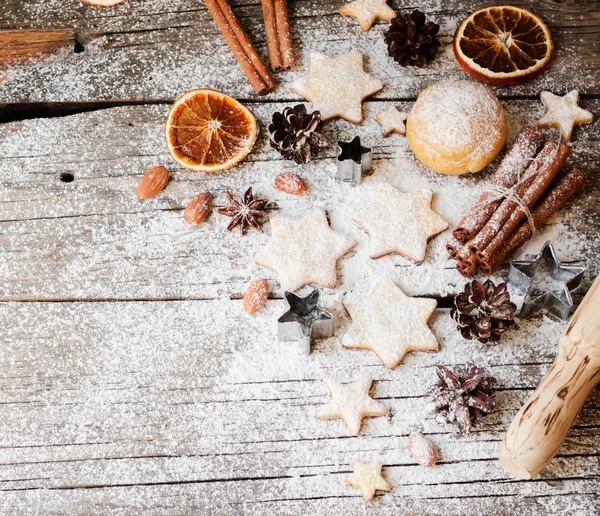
[243,279,269,315]
[137,166,169,200]
[408,431,439,467]
[274,172,306,195]
[184,192,213,226]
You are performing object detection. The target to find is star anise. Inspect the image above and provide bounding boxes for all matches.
[428,364,496,434]
[217,187,277,235]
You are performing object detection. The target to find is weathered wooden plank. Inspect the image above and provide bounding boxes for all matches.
[0,299,597,513]
[0,1,598,103]
[0,99,597,301]
[0,29,75,67]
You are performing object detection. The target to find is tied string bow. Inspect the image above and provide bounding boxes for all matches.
[471,133,562,235]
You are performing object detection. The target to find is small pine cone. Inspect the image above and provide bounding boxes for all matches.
[428,364,496,434]
[451,279,516,343]
[384,10,441,68]
[268,105,328,164]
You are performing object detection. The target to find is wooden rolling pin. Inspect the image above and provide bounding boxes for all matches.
[499,273,600,479]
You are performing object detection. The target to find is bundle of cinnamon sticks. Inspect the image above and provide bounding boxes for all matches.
[204,0,295,95]
[204,0,276,95]
[447,126,584,277]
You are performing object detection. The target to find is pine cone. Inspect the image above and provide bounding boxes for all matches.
[268,105,327,164]
[451,279,516,343]
[384,10,441,68]
[429,364,496,434]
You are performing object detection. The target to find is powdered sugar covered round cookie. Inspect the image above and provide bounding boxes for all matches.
[406,80,508,174]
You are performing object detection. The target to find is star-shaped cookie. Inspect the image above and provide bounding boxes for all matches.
[345,460,391,501]
[537,90,593,141]
[375,105,408,136]
[343,281,439,369]
[352,182,448,262]
[319,378,388,435]
[339,0,396,31]
[290,51,383,124]
[254,208,355,292]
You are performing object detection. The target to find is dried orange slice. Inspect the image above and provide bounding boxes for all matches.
[454,6,553,85]
[165,89,258,173]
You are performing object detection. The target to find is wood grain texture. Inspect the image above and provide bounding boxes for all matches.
[0,29,75,67]
[0,99,597,302]
[0,299,598,513]
[500,274,600,479]
[0,1,598,103]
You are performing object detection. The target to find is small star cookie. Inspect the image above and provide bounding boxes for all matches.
[346,460,391,501]
[343,281,439,369]
[254,208,355,292]
[375,105,409,136]
[352,182,448,262]
[319,378,389,435]
[290,51,383,124]
[339,0,396,31]
[537,90,593,141]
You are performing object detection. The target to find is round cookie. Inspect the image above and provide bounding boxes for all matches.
[406,80,508,175]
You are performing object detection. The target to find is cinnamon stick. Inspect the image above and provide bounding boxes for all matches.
[453,126,546,244]
[468,142,568,257]
[262,0,283,70]
[205,0,275,95]
[261,0,295,71]
[477,143,570,263]
[445,237,463,259]
[275,0,295,69]
[480,169,585,275]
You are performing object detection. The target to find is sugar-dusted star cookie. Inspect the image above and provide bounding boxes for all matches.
[343,281,439,369]
[375,105,408,136]
[345,460,391,501]
[290,51,383,124]
[319,378,389,435]
[352,182,448,262]
[339,0,396,31]
[537,90,593,141]
[254,208,355,292]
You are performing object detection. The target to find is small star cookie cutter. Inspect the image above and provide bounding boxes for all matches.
[507,241,586,320]
[277,290,334,355]
[336,136,372,186]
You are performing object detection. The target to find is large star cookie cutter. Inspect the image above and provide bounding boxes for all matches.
[508,241,586,320]
[277,290,334,355]
[336,136,372,186]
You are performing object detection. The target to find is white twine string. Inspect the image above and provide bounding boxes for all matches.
[471,132,562,235]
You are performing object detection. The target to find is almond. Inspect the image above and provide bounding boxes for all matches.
[137,166,169,200]
[243,279,269,315]
[274,172,306,195]
[184,192,213,226]
[408,431,439,467]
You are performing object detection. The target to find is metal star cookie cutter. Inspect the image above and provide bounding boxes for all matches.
[277,290,334,355]
[336,136,372,186]
[507,241,586,320]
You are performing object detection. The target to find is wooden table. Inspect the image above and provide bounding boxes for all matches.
[0,1,598,513]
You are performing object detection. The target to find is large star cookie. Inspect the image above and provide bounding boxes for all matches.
[375,105,408,136]
[537,90,593,141]
[345,460,391,501]
[339,0,396,31]
[319,378,388,435]
[352,182,448,262]
[254,208,355,291]
[343,281,439,369]
[290,51,383,124]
